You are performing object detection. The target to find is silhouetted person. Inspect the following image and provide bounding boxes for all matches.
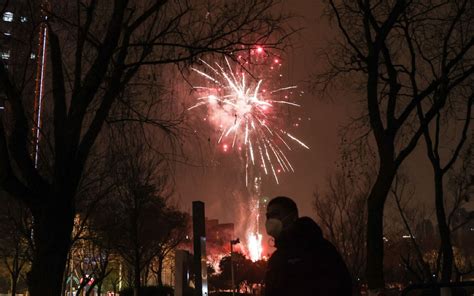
[264,196,352,296]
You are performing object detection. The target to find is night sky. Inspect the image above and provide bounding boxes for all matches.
[172,0,451,234]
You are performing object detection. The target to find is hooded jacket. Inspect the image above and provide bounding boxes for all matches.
[264,217,352,296]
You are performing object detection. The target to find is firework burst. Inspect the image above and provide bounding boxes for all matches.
[189,56,309,185]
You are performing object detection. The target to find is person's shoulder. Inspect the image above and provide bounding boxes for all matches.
[296,216,320,228]
[293,217,324,243]
[267,248,287,269]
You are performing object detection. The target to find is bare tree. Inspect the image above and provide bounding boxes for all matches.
[149,209,188,287]
[313,172,368,286]
[0,194,32,296]
[418,88,473,280]
[59,143,117,296]
[71,234,113,296]
[448,143,474,232]
[0,1,292,295]
[390,173,433,283]
[92,123,188,296]
[447,142,474,280]
[319,0,474,291]
[389,152,474,284]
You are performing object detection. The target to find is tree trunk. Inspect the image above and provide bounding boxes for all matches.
[157,256,164,287]
[27,197,74,296]
[97,282,102,296]
[10,273,18,296]
[366,164,396,292]
[134,253,141,296]
[434,171,453,282]
[143,264,150,287]
[10,252,20,296]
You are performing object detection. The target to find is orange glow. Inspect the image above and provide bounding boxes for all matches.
[247,232,263,262]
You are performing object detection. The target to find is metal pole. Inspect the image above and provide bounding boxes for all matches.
[230,242,235,296]
[230,238,240,296]
[193,201,207,296]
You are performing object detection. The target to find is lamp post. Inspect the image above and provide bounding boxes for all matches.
[230,238,240,296]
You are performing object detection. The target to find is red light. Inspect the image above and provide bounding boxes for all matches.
[223,144,229,152]
[256,46,263,53]
[274,59,279,63]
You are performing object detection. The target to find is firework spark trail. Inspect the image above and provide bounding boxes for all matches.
[269,86,298,93]
[189,57,308,183]
[247,232,263,262]
[286,132,310,150]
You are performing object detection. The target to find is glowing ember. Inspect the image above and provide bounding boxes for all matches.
[189,57,309,185]
[247,232,263,262]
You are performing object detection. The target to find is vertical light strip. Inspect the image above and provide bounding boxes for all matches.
[34,25,47,168]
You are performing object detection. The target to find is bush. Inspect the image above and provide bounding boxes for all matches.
[119,285,174,296]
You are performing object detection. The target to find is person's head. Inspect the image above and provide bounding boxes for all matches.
[265,196,299,239]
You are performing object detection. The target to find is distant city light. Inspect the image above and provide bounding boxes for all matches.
[3,12,13,22]
[1,51,10,60]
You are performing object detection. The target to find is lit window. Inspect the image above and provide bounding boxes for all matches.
[3,12,13,22]
[1,51,10,60]
[20,16,28,23]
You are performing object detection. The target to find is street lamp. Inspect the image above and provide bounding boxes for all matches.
[230,238,240,296]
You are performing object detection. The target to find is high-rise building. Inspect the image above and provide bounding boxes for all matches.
[1,0,45,163]
[1,0,41,106]
[0,0,39,77]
